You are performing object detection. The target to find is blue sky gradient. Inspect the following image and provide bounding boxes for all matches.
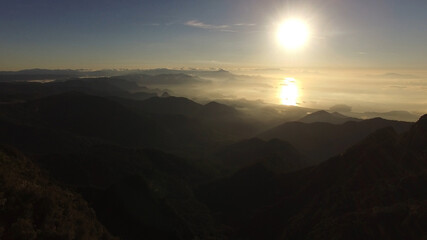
[1,0,426,69]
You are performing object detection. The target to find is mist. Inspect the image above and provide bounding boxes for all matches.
[115,68,426,122]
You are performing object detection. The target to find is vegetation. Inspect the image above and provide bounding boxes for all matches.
[0,146,115,240]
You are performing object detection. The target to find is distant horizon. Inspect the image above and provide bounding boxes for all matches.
[1,67,426,118]
[2,66,427,72]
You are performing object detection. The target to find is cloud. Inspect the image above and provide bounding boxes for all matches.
[184,20,256,32]
[367,73,419,79]
[330,104,352,113]
[253,68,283,71]
[388,85,407,89]
[234,23,256,26]
[185,20,229,30]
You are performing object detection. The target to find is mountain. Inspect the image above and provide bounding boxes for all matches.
[0,92,226,157]
[215,138,307,173]
[195,101,262,139]
[161,91,171,97]
[35,145,219,240]
[259,117,413,163]
[113,96,263,142]
[198,101,238,118]
[0,145,116,239]
[129,68,184,76]
[112,97,240,118]
[197,114,427,240]
[119,73,208,86]
[192,68,236,80]
[71,77,144,92]
[0,91,255,158]
[362,111,420,122]
[195,164,279,232]
[0,69,81,82]
[298,110,361,124]
[0,77,156,102]
[3,70,425,239]
[21,92,160,147]
[241,114,427,240]
[0,117,108,155]
[132,96,203,117]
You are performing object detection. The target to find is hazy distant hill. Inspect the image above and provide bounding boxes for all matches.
[0,78,156,102]
[0,69,81,82]
[298,110,361,124]
[259,117,413,164]
[117,73,208,86]
[361,110,420,122]
[191,68,236,80]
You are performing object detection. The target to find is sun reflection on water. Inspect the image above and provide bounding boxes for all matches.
[280,77,299,106]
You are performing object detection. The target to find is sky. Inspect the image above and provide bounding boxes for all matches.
[1,0,427,70]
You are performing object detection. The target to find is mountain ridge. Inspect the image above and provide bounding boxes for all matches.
[259,117,413,163]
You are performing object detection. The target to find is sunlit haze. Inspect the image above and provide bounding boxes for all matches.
[279,78,299,105]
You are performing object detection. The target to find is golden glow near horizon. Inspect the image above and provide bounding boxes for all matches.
[280,77,299,106]
[277,19,309,50]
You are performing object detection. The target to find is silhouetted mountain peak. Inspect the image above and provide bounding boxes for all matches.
[202,101,237,116]
[299,110,359,124]
[160,91,170,98]
[403,114,427,151]
[417,114,427,127]
[312,110,329,115]
[365,116,386,122]
[145,96,199,106]
[205,101,223,107]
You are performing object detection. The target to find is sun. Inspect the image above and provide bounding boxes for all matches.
[277,19,309,50]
